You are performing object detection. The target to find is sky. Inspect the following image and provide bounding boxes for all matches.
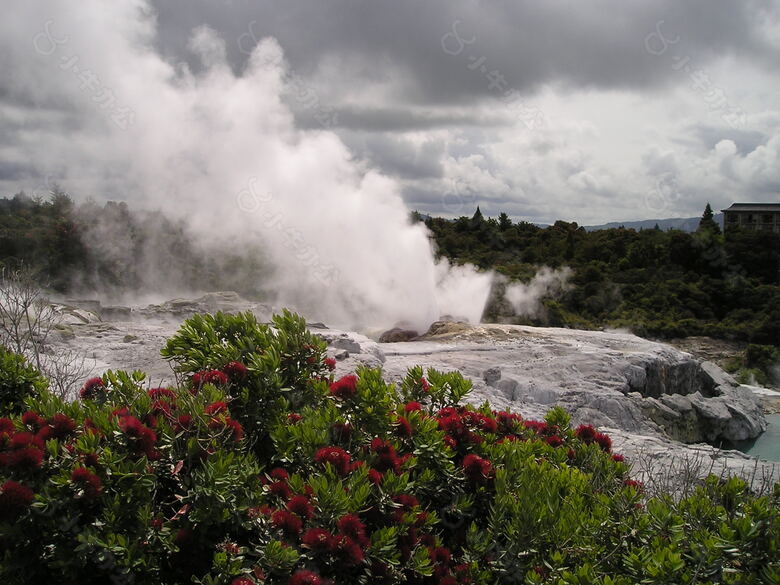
[2,0,780,226]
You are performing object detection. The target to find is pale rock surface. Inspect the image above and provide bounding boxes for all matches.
[44,294,778,488]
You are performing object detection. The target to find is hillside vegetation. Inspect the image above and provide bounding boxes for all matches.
[418,208,779,345]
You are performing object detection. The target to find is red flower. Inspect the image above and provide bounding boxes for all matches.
[79,377,106,400]
[175,414,193,432]
[71,466,102,499]
[1,447,43,469]
[287,413,302,424]
[420,377,430,392]
[222,361,248,381]
[205,370,230,386]
[148,387,177,401]
[623,479,643,491]
[21,411,45,430]
[404,401,422,413]
[208,416,244,442]
[205,401,228,416]
[224,418,244,441]
[594,432,612,453]
[462,454,492,483]
[150,400,175,420]
[368,469,383,485]
[370,438,400,473]
[524,420,549,435]
[545,435,564,448]
[314,446,351,476]
[302,527,337,553]
[269,467,290,481]
[268,480,292,500]
[496,411,523,433]
[1,433,44,469]
[337,535,365,566]
[231,578,254,585]
[287,570,322,585]
[271,509,303,535]
[575,424,598,444]
[83,452,100,467]
[118,416,158,458]
[324,357,337,371]
[0,480,34,521]
[48,414,76,440]
[287,495,315,520]
[337,513,368,547]
[394,416,412,438]
[0,417,14,435]
[329,375,358,399]
[10,432,44,450]
[190,371,205,389]
[430,546,452,565]
[612,453,625,463]
[478,414,497,434]
[438,414,466,438]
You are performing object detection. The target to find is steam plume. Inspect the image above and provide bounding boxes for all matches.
[4,3,493,330]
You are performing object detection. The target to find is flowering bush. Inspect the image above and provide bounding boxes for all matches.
[0,310,777,584]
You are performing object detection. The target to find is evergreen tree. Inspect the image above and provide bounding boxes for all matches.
[698,202,721,235]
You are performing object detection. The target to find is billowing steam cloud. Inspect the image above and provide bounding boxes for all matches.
[4,2,493,330]
[504,267,572,318]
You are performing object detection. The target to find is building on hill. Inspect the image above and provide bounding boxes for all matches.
[721,203,780,233]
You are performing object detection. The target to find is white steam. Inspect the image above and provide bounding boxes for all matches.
[504,267,572,318]
[4,3,494,330]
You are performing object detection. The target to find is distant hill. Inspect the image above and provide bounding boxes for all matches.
[583,213,724,232]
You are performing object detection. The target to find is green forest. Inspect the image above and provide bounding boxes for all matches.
[0,191,271,298]
[417,206,779,346]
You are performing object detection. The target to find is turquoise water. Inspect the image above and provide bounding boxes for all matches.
[734,413,780,462]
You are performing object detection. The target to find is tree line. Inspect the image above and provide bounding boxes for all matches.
[417,204,779,345]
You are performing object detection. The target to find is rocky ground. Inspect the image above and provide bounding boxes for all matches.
[45,291,780,492]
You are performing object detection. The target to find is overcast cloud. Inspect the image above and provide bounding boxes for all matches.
[2,0,780,224]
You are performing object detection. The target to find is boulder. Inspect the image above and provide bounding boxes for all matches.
[495,378,518,400]
[483,366,501,386]
[379,328,419,343]
[423,320,471,338]
[332,337,362,354]
[699,360,737,396]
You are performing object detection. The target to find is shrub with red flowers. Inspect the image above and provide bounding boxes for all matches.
[328,374,358,400]
[0,310,777,585]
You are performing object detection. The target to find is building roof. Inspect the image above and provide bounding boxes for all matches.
[721,203,780,213]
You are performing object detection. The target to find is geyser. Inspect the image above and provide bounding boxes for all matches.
[5,2,494,331]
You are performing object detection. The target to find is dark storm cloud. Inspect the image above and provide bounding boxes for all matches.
[294,107,504,132]
[342,133,445,180]
[150,0,780,105]
[0,161,33,182]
